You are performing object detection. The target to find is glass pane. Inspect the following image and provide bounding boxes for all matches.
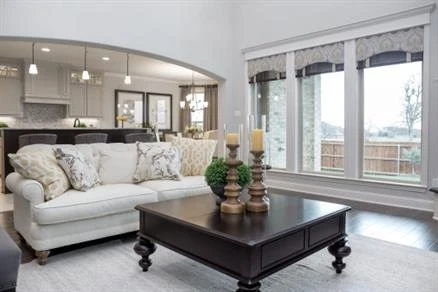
[301,71,344,174]
[188,92,205,130]
[70,72,102,85]
[363,62,422,183]
[0,64,20,77]
[251,79,286,169]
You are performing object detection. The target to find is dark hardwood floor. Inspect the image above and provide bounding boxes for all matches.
[0,193,437,264]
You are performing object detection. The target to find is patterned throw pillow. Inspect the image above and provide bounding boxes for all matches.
[9,151,70,201]
[170,137,217,176]
[133,143,182,183]
[54,148,101,191]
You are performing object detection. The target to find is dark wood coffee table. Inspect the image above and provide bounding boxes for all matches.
[134,193,351,291]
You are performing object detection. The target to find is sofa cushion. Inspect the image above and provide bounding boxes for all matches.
[54,148,101,191]
[8,151,70,201]
[134,143,181,183]
[170,137,217,176]
[98,150,137,184]
[139,176,210,201]
[33,184,158,225]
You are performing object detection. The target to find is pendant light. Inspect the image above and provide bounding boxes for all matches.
[82,46,90,80]
[28,42,38,75]
[124,53,131,85]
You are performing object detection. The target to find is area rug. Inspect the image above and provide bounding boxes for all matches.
[17,234,438,292]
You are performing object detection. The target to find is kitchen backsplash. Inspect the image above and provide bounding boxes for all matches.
[0,104,100,128]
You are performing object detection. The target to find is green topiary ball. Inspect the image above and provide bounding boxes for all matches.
[204,157,251,187]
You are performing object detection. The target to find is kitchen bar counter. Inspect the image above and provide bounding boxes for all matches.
[0,128,148,193]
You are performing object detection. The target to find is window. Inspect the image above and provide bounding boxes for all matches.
[0,64,20,77]
[301,70,344,174]
[70,71,102,86]
[248,54,287,169]
[363,61,422,183]
[251,75,287,168]
[186,87,205,129]
[295,41,345,174]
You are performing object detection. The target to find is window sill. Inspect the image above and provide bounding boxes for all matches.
[267,169,427,193]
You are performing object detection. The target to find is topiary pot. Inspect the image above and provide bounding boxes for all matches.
[210,185,226,206]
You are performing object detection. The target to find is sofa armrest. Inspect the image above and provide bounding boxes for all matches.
[5,173,45,205]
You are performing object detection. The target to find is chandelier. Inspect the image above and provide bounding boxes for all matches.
[180,71,208,112]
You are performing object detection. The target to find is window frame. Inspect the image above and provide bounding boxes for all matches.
[247,27,430,187]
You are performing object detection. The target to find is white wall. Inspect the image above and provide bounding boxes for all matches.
[0,1,233,80]
[102,74,180,129]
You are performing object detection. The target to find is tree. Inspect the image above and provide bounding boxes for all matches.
[401,77,422,139]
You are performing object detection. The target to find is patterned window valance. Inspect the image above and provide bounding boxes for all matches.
[295,42,344,71]
[356,26,423,62]
[248,53,286,78]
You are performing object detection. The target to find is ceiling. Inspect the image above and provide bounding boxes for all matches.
[0,40,215,84]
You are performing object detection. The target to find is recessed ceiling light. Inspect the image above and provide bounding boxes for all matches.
[41,47,51,52]
[102,57,110,61]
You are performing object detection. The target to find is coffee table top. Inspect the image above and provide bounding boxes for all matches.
[136,193,350,246]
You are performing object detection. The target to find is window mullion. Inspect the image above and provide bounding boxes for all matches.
[286,51,297,172]
[421,24,430,186]
[343,40,362,179]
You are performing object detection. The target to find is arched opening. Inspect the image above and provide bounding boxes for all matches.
[0,37,222,133]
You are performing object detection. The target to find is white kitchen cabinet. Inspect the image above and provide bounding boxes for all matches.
[69,71,103,117]
[86,85,103,117]
[0,61,22,115]
[69,83,87,117]
[0,77,22,115]
[23,60,70,104]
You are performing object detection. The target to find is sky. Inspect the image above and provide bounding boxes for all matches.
[320,62,422,131]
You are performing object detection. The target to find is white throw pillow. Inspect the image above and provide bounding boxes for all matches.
[9,151,70,201]
[99,149,137,184]
[54,148,100,191]
[171,137,217,176]
[133,143,181,183]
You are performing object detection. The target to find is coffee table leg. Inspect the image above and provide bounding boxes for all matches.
[133,236,157,272]
[237,281,261,292]
[328,237,351,274]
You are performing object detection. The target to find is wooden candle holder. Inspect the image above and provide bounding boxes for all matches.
[246,150,269,212]
[220,144,244,214]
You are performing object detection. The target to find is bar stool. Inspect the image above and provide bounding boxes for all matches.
[124,133,156,143]
[74,133,108,144]
[18,134,57,149]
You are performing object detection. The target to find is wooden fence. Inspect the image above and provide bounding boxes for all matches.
[321,140,421,176]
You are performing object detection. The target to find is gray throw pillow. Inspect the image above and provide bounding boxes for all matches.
[54,148,101,191]
[133,142,182,183]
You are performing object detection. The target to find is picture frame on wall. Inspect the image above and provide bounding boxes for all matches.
[146,92,172,130]
[114,90,146,128]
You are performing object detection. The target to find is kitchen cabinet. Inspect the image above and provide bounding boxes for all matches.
[69,71,103,117]
[0,61,22,115]
[23,60,70,104]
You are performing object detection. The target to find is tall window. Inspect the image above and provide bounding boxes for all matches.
[357,27,424,183]
[363,61,422,183]
[251,73,287,168]
[296,42,345,174]
[301,70,344,173]
[186,87,206,129]
[248,54,287,169]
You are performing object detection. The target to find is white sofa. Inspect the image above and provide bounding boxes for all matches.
[5,142,210,265]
